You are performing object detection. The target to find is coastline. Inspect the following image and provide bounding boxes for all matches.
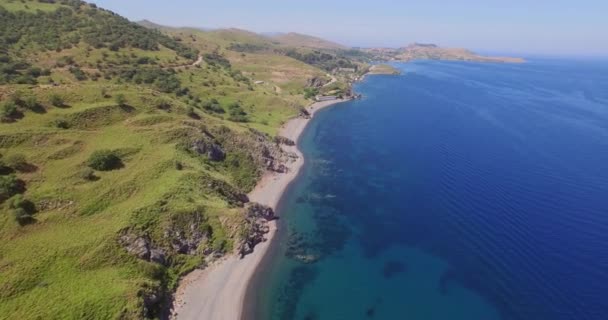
[172,98,349,320]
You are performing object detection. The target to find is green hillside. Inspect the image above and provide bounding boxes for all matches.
[0,1,370,318]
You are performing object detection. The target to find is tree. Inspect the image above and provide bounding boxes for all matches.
[87,150,122,171]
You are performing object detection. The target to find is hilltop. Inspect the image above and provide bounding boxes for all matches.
[0,1,368,319]
[269,32,348,50]
[363,43,525,63]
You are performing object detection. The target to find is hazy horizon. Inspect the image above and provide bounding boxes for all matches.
[94,1,607,57]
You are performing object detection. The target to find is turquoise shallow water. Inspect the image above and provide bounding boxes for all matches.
[253,59,608,320]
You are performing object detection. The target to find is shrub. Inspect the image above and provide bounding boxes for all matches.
[0,174,24,201]
[87,150,122,171]
[115,94,127,107]
[69,66,88,81]
[79,168,97,181]
[52,118,70,129]
[174,161,183,171]
[5,154,28,171]
[186,106,198,118]
[49,94,64,107]
[227,102,248,122]
[8,195,37,225]
[1,101,19,119]
[24,95,38,110]
[201,99,225,114]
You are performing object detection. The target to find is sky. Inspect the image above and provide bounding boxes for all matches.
[93,0,608,56]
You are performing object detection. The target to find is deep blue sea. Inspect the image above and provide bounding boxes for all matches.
[252,59,608,320]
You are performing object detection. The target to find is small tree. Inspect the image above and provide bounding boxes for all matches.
[115,94,127,107]
[87,150,122,171]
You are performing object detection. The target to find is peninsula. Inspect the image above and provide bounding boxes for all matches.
[363,43,526,63]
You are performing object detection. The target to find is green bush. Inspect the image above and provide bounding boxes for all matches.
[201,99,225,114]
[79,168,97,181]
[23,95,39,110]
[1,101,19,119]
[0,174,24,201]
[49,94,64,107]
[87,150,123,171]
[52,118,70,129]
[8,195,37,225]
[114,94,127,107]
[227,102,248,122]
[5,154,28,171]
[69,66,87,81]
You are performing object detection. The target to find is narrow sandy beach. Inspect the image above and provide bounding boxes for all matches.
[172,99,348,320]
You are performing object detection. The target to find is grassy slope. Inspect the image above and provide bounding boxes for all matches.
[0,1,333,318]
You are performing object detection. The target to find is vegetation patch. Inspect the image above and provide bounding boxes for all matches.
[87,150,123,171]
[66,105,136,129]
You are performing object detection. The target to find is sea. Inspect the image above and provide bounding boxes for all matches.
[250,58,608,320]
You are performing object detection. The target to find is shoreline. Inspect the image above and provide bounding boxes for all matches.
[172,98,349,320]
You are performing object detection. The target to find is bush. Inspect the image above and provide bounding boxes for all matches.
[201,99,225,114]
[87,150,122,171]
[1,101,19,119]
[115,94,127,107]
[69,66,88,81]
[8,195,37,225]
[23,95,38,110]
[5,154,28,172]
[174,161,183,171]
[79,168,98,181]
[49,94,64,107]
[227,102,248,122]
[186,106,198,118]
[52,118,70,129]
[0,174,24,201]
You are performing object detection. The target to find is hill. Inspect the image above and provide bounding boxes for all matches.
[0,1,367,319]
[363,43,525,63]
[270,32,348,50]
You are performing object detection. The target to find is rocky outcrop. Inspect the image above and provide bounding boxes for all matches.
[119,232,167,265]
[239,203,276,257]
[200,173,249,207]
[119,211,212,265]
[191,139,225,161]
[306,76,328,88]
[216,128,293,173]
[165,221,208,256]
[274,135,295,146]
[299,107,311,119]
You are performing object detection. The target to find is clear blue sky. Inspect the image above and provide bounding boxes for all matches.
[93,0,607,56]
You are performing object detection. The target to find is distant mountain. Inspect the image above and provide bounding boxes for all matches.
[270,32,348,50]
[364,43,525,63]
